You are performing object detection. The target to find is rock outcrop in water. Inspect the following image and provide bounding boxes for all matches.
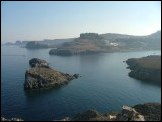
[24,58,79,90]
[126,55,161,85]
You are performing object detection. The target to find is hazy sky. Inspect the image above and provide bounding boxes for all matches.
[1,1,161,42]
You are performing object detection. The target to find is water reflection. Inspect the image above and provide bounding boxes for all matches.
[24,85,68,100]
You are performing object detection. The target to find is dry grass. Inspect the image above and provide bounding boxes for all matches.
[135,55,161,69]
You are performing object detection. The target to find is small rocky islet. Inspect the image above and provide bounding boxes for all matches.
[24,58,79,90]
[1,103,161,121]
[126,55,161,85]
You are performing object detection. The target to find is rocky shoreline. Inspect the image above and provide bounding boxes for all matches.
[24,58,79,90]
[2,103,161,121]
[126,55,161,85]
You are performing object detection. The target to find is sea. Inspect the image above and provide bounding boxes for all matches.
[1,45,161,121]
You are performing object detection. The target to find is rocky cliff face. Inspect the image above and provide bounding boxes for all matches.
[24,58,79,90]
[126,55,161,85]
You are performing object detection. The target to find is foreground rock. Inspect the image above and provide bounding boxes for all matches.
[72,103,160,121]
[1,117,23,121]
[133,103,161,121]
[126,55,161,85]
[116,106,145,121]
[2,103,160,121]
[24,58,79,90]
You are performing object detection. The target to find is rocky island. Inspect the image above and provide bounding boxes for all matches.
[24,58,79,90]
[126,55,161,85]
[2,103,161,121]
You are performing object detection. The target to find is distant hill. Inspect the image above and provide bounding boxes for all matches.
[49,31,161,56]
[4,31,161,51]
[25,41,48,49]
[49,33,108,55]
[101,31,161,50]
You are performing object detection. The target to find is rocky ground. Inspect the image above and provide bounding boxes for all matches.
[2,103,160,121]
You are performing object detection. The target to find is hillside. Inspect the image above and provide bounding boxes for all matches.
[4,31,161,51]
[49,33,108,55]
[126,55,161,85]
[49,31,161,55]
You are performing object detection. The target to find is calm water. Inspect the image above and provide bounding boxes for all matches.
[1,45,161,121]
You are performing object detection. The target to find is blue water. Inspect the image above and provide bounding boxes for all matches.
[1,45,161,121]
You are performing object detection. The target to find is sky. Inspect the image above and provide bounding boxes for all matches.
[1,1,161,43]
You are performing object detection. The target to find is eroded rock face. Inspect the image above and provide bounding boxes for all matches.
[24,58,78,90]
[116,106,145,121]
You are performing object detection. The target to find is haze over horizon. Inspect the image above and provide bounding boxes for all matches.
[1,1,161,43]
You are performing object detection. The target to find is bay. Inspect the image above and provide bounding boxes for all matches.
[1,45,161,121]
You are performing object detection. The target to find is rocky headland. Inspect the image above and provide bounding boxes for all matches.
[24,58,79,90]
[49,33,108,56]
[126,55,161,85]
[49,31,161,56]
[2,103,161,121]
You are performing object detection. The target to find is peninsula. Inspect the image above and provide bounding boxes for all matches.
[126,55,161,85]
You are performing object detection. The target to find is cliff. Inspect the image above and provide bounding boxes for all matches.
[126,55,161,85]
